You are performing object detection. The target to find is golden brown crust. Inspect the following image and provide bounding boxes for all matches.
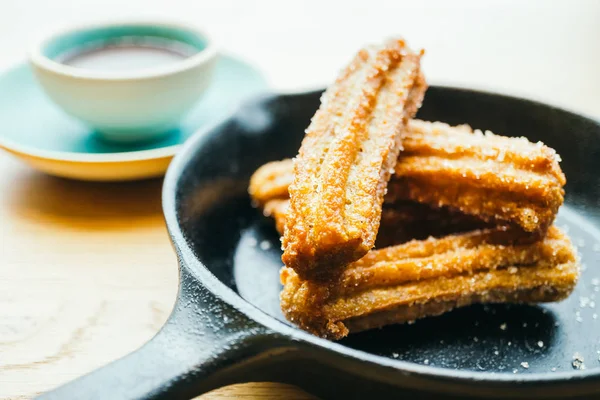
[390,120,565,234]
[248,158,292,205]
[281,39,426,281]
[343,284,574,334]
[248,160,294,206]
[280,226,578,340]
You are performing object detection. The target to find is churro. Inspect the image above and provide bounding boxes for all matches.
[390,120,565,235]
[280,226,578,339]
[282,38,426,280]
[249,161,293,207]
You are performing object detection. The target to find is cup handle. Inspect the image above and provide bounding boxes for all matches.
[37,266,285,400]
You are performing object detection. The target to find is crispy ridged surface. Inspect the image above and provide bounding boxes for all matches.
[248,161,294,206]
[282,39,426,281]
[344,284,574,335]
[249,119,565,235]
[248,159,293,205]
[280,226,578,340]
[261,197,489,247]
[390,120,565,233]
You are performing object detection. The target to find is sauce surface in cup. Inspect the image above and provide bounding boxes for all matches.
[58,37,198,72]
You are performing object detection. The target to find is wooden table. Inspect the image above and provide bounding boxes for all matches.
[0,155,315,399]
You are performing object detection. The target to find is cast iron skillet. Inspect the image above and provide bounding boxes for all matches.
[41,87,600,399]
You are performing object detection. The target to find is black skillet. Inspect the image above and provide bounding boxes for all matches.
[40,87,600,399]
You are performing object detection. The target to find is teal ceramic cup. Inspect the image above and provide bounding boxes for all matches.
[29,22,218,143]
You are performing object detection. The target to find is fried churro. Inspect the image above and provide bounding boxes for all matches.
[390,120,565,235]
[280,226,578,339]
[249,161,294,207]
[250,120,565,236]
[282,39,426,281]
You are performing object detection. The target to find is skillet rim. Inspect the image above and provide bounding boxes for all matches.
[162,86,600,388]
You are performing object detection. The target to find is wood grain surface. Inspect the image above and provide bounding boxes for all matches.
[0,154,314,399]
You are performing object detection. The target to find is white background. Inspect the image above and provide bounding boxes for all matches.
[1,0,599,117]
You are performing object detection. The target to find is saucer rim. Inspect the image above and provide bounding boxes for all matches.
[0,134,180,163]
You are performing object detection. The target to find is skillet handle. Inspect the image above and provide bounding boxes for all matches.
[37,267,286,400]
